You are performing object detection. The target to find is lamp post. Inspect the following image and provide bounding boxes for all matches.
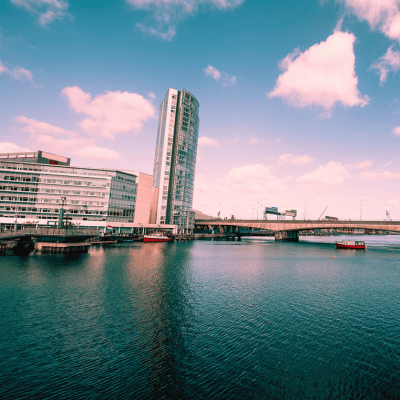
[14,207,19,232]
[59,197,66,229]
[304,201,307,220]
[253,208,255,219]
[138,222,144,235]
[257,202,259,220]
[261,203,263,220]
[360,200,362,221]
[219,203,221,219]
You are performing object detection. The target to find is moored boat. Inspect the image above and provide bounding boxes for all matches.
[143,232,173,243]
[335,240,365,250]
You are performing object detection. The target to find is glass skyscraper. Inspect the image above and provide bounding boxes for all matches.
[153,88,199,233]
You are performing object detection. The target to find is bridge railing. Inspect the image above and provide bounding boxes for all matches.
[0,227,100,239]
[195,219,399,225]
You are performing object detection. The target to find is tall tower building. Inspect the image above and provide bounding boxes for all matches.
[153,88,200,233]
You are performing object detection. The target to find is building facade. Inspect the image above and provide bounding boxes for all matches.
[152,88,199,233]
[0,160,137,226]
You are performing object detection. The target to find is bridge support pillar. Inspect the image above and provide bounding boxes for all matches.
[275,231,299,242]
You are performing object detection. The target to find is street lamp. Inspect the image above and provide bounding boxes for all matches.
[219,203,221,219]
[360,200,362,221]
[14,207,19,232]
[59,197,66,229]
[138,222,144,235]
[257,202,259,220]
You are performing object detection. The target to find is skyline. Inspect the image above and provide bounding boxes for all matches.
[1,0,400,220]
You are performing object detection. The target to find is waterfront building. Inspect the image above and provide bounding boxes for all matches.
[0,159,137,227]
[152,88,199,233]
[0,154,177,234]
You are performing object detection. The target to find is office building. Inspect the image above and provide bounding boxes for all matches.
[152,88,199,233]
[0,159,137,227]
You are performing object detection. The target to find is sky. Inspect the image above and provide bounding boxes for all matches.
[1,0,400,221]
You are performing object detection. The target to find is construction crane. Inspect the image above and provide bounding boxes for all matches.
[318,206,328,221]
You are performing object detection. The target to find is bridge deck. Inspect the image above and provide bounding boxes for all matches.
[195,220,400,233]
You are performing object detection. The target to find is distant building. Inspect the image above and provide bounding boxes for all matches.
[152,88,200,233]
[0,150,70,166]
[133,172,159,226]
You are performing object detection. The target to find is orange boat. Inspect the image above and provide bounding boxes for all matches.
[143,232,173,243]
[335,240,365,250]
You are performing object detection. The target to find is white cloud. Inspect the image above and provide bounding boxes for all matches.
[148,92,156,100]
[340,0,400,42]
[249,138,258,144]
[269,30,369,114]
[392,126,400,135]
[127,0,246,40]
[204,65,221,80]
[61,86,155,139]
[0,60,33,82]
[279,153,314,165]
[198,136,219,147]
[10,0,72,27]
[370,45,400,83]
[15,116,120,161]
[0,142,31,153]
[296,161,351,185]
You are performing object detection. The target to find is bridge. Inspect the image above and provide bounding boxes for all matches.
[194,220,400,241]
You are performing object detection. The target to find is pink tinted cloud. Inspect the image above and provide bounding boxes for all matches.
[360,169,400,179]
[279,153,314,165]
[204,65,221,80]
[296,161,351,185]
[198,136,219,147]
[0,60,33,82]
[269,31,369,113]
[392,126,400,135]
[10,0,72,27]
[370,45,400,83]
[61,86,155,139]
[341,0,400,42]
[0,142,31,153]
[349,160,373,169]
[15,116,120,161]
[127,0,246,40]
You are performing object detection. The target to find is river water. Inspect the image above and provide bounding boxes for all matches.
[1,236,399,399]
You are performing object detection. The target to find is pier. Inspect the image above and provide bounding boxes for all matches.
[0,227,99,256]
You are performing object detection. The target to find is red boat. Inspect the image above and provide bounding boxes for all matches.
[143,232,173,243]
[335,240,365,250]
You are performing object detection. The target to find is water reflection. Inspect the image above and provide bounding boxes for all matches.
[122,243,195,399]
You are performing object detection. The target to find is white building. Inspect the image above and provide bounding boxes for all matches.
[0,158,135,225]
